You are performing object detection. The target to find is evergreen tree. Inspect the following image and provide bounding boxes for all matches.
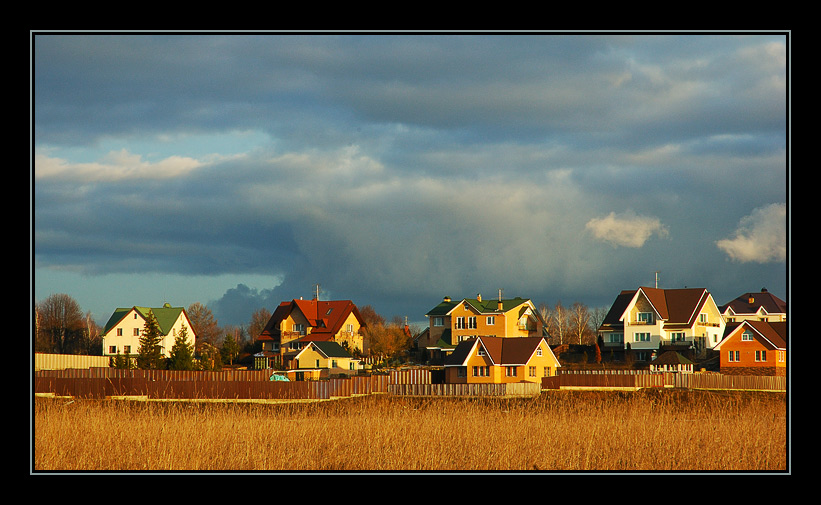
[221,333,240,366]
[169,323,195,370]
[137,311,166,370]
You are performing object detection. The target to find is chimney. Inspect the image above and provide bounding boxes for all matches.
[477,293,482,302]
[443,296,451,303]
[497,289,503,311]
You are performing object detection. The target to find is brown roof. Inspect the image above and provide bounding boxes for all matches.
[599,287,710,329]
[445,336,551,366]
[720,320,787,349]
[719,289,787,316]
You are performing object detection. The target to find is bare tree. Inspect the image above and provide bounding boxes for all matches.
[187,302,220,351]
[568,302,593,345]
[248,307,271,342]
[36,293,85,354]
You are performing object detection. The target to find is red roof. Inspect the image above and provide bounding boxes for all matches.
[258,298,366,339]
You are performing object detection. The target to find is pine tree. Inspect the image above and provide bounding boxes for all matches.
[137,310,166,370]
[169,323,195,370]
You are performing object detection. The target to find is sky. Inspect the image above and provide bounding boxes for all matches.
[32,32,789,329]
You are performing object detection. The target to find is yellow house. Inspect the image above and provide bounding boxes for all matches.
[443,336,560,384]
[288,341,362,376]
[256,298,366,369]
[424,294,548,361]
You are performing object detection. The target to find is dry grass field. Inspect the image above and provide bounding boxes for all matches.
[33,389,787,472]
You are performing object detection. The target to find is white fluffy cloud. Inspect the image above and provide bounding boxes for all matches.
[585,211,669,248]
[716,203,786,263]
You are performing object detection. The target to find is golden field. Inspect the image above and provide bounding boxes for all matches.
[33,389,787,472]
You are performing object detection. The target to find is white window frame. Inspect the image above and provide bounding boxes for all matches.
[486,316,495,325]
[634,332,650,342]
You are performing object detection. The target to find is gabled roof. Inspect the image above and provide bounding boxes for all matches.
[259,298,366,339]
[715,320,787,350]
[444,336,557,367]
[719,289,787,316]
[651,351,694,365]
[295,340,353,360]
[599,287,711,329]
[103,304,190,336]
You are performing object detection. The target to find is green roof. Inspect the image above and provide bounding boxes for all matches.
[103,304,187,335]
[426,296,531,316]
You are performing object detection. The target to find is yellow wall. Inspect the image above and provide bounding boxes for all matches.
[448,340,559,384]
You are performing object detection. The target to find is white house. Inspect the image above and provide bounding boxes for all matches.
[598,287,725,360]
[102,303,196,359]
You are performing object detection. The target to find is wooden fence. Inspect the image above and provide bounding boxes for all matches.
[543,369,786,392]
[33,366,785,401]
[389,382,540,397]
[34,369,390,401]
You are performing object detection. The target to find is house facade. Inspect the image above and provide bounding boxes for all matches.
[597,287,725,361]
[102,303,196,359]
[288,340,362,377]
[256,298,366,369]
[719,288,787,323]
[714,320,787,376]
[423,294,548,362]
[443,336,560,384]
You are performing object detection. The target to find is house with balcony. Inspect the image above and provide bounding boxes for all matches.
[422,294,548,364]
[443,336,559,384]
[255,298,366,369]
[719,288,787,323]
[597,287,725,361]
[102,303,196,360]
[713,320,787,376]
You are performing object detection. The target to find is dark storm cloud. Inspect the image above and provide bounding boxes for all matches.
[33,33,789,325]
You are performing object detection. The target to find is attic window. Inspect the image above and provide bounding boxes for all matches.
[742,331,754,341]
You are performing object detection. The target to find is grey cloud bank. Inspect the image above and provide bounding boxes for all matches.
[33,32,789,327]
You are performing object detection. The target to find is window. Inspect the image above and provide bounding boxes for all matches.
[456,317,465,329]
[637,312,654,324]
[486,316,495,325]
[293,323,305,334]
[529,366,536,377]
[346,324,354,333]
[124,346,131,353]
[608,333,624,343]
[634,332,650,342]
[505,366,518,377]
[536,347,543,356]
[133,328,140,336]
[457,367,467,378]
[109,346,117,354]
[699,313,708,323]
[728,350,740,362]
[473,366,489,377]
[117,328,123,336]
[671,332,685,342]
[741,332,754,341]
[543,367,551,376]
[468,316,477,329]
[478,348,486,357]
[755,350,767,362]
[433,317,444,327]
